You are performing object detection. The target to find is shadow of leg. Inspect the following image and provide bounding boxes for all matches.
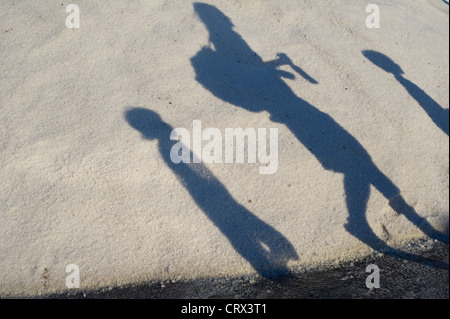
[343,174,385,248]
[344,174,449,270]
[389,195,449,244]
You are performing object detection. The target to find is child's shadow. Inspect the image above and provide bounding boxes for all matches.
[125,108,299,279]
[190,2,448,269]
[363,50,449,136]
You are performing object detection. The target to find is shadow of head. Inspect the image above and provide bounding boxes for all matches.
[194,2,234,30]
[363,50,404,75]
[125,107,168,141]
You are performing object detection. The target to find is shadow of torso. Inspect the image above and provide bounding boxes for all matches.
[192,46,377,176]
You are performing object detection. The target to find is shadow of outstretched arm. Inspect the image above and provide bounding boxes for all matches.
[265,53,318,84]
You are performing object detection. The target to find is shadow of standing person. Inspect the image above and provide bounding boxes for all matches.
[125,107,299,279]
[190,3,448,268]
[363,50,449,136]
